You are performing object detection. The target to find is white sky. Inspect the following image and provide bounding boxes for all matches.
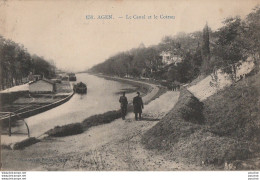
[0,0,259,72]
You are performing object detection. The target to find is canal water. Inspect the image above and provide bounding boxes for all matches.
[16,73,137,137]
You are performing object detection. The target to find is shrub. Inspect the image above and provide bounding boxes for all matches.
[46,123,84,137]
[12,137,40,150]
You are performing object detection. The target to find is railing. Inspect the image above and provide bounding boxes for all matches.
[0,112,30,137]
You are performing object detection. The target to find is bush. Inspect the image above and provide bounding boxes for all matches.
[12,137,40,150]
[46,123,84,137]
[82,110,122,130]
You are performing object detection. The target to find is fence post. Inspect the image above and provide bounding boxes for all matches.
[9,113,11,136]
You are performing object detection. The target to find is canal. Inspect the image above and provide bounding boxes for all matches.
[16,73,138,137]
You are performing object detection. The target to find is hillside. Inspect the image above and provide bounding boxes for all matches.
[203,71,260,143]
[142,72,260,170]
[89,6,259,90]
[188,59,255,101]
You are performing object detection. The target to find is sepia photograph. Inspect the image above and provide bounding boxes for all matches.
[0,0,259,177]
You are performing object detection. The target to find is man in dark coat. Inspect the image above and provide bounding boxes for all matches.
[119,92,128,120]
[133,92,144,120]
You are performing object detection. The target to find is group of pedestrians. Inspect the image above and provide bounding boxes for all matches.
[171,83,180,91]
[119,91,144,120]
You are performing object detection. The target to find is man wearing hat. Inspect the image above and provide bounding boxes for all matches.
[119,92,128,120]
[133,92,144,120]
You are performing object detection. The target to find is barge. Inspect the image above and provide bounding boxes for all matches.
[73,82,87,94]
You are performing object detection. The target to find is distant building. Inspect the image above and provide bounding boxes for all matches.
[29,79,56,93]
[160,51,182,66]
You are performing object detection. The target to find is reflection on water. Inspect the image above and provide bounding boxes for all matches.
[20,73,137,137]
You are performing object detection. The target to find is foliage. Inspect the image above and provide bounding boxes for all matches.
[46,123,84,137]
[0,36,55,90]
[90,6,259,84]
[212,6,260,77]
[201,23,211,74]
[12,137,40,150]
[90,33,203,83]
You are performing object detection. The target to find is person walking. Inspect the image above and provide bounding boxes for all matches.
[119,92,128,120]
[133,92,144,120]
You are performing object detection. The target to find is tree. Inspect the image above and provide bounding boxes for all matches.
[213,17,247,81]
[243,6,260,72]
[201,23,211,74]
[89,5,259,84]
[0,35,56,90]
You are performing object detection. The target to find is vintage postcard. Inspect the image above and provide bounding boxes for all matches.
[0,0,259,176]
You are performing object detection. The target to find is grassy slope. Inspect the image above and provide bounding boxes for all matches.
[142,89,204,150]
[142,72,260,169]
[203,72,260,142]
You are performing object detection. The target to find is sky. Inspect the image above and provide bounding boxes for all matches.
[0,0,259,72]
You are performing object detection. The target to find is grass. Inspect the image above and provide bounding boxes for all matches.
[142,73,260,169]
[170,130,253,166]
[142,89,204,150]
[203,72,260,142]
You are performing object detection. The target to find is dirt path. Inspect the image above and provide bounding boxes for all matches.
[1,91,206,171]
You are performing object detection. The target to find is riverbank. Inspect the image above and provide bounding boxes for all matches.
[1,90,180,170]
[1,73,175,170]
[1,74,166,148]
[94,74,167,103]
[96,75,151,95]
[44,74,167,137]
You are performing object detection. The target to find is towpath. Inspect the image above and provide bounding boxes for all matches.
[1,90,200,171]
